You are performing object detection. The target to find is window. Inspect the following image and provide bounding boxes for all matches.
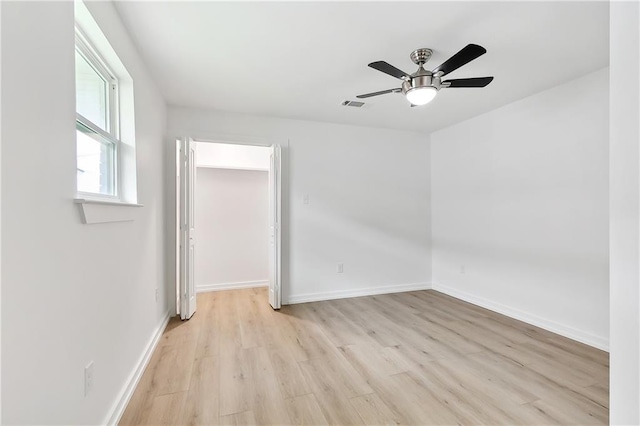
[74,0,137,210]
[75,30,119,197]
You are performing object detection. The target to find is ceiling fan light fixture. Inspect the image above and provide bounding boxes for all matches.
[406,86,437,106]
[357,45,493,107]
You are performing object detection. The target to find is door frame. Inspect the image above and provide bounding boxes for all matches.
[174,134,287,315]
[268,144,282,309]
[176,137,197,320]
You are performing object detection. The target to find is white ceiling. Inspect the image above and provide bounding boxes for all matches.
[114,1,609,134]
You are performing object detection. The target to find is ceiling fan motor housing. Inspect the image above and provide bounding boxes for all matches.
[401,68,442,95]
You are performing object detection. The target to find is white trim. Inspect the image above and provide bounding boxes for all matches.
[75,1,139,205]
[104,311,171,426]
[75,26,117,83]
[431,282,609,352]
[75,199,143,224]
[196,164,269,172]
[175,134,288,315]
[285,282,432,305]
[75,28,122,199]
[197,280,269,293]
[74,28,119,140]
[191,134,273,147]
[76,113,118,145]
[74,198,143,208]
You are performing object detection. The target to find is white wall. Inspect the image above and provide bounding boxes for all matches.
[168,108,432,304]
[431,68,610,350]
[195,168,269,290]
[609,2,640,423]
[195,141,270,171]
[1,2,168,424]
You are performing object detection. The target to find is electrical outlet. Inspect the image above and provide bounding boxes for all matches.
[337,263,344,273]
[84,361,94,396]
[460,265,466,274]
[303,194,310,205]
[155,288,159,302]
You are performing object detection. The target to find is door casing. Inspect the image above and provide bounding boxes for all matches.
[175,136,284,317]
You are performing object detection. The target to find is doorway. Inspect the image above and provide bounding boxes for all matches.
[176,138,282,320]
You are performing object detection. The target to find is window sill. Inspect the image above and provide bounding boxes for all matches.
[75,198,143,224]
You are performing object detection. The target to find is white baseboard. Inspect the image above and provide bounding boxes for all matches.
[285,282,432,305]
[196,280,268,293]
[431,282,609,352]
[105,311,171,425]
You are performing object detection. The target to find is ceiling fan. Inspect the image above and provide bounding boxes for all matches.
[357,44,494,107]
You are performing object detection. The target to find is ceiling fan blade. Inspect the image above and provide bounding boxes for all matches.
[432,44,487,77]
[356,88,401,99]
[368,61,411,80]
[443,77,494,88]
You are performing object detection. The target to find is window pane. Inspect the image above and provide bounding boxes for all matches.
[76,125,115,195]
[75,49,108,132]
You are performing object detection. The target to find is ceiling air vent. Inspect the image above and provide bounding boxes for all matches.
[342,100,365,108]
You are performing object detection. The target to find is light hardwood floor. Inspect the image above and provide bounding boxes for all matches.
[120,288,608,425]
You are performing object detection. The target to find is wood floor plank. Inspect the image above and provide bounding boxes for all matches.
[245,346,292,425]
[333,304,405,347]
[297,355,369,425]
[375,372,460,425]
[219,410,257,426]
[520,339,609,383]
[192,293,220,360]
[531,397,608,425]
[582,382,610,409]
[492,342,602,388]
[406,361,524,424]
[298,350,373,400]
[120,287,609,425]
[217,291,253,416]
[339,343,409,378]
[542,333,609,366]
[505,401,568,425]
[155,341,197,396]
[294,369,365,425]
[119,346,169,425]
[280,305,345,361]
[350,392,402,426]
[237,289,264,349]
[140,392,188,426]
[434,351,539,406]
[298,301,377,347]
[194,327,220,360]
[267,347,312,399]
[180,356,219,425]
[285,393,330,425]
[264,307,311,362]
[468,350,608,415]
[159,317,200,348]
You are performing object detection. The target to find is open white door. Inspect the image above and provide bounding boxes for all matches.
[175,140,181,317]
[268,144,282,309]
[179,137,197,319]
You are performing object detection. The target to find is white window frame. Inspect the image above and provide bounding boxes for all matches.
[75,27,122,200]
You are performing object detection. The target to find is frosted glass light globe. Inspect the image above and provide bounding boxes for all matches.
[406,86,437,106]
